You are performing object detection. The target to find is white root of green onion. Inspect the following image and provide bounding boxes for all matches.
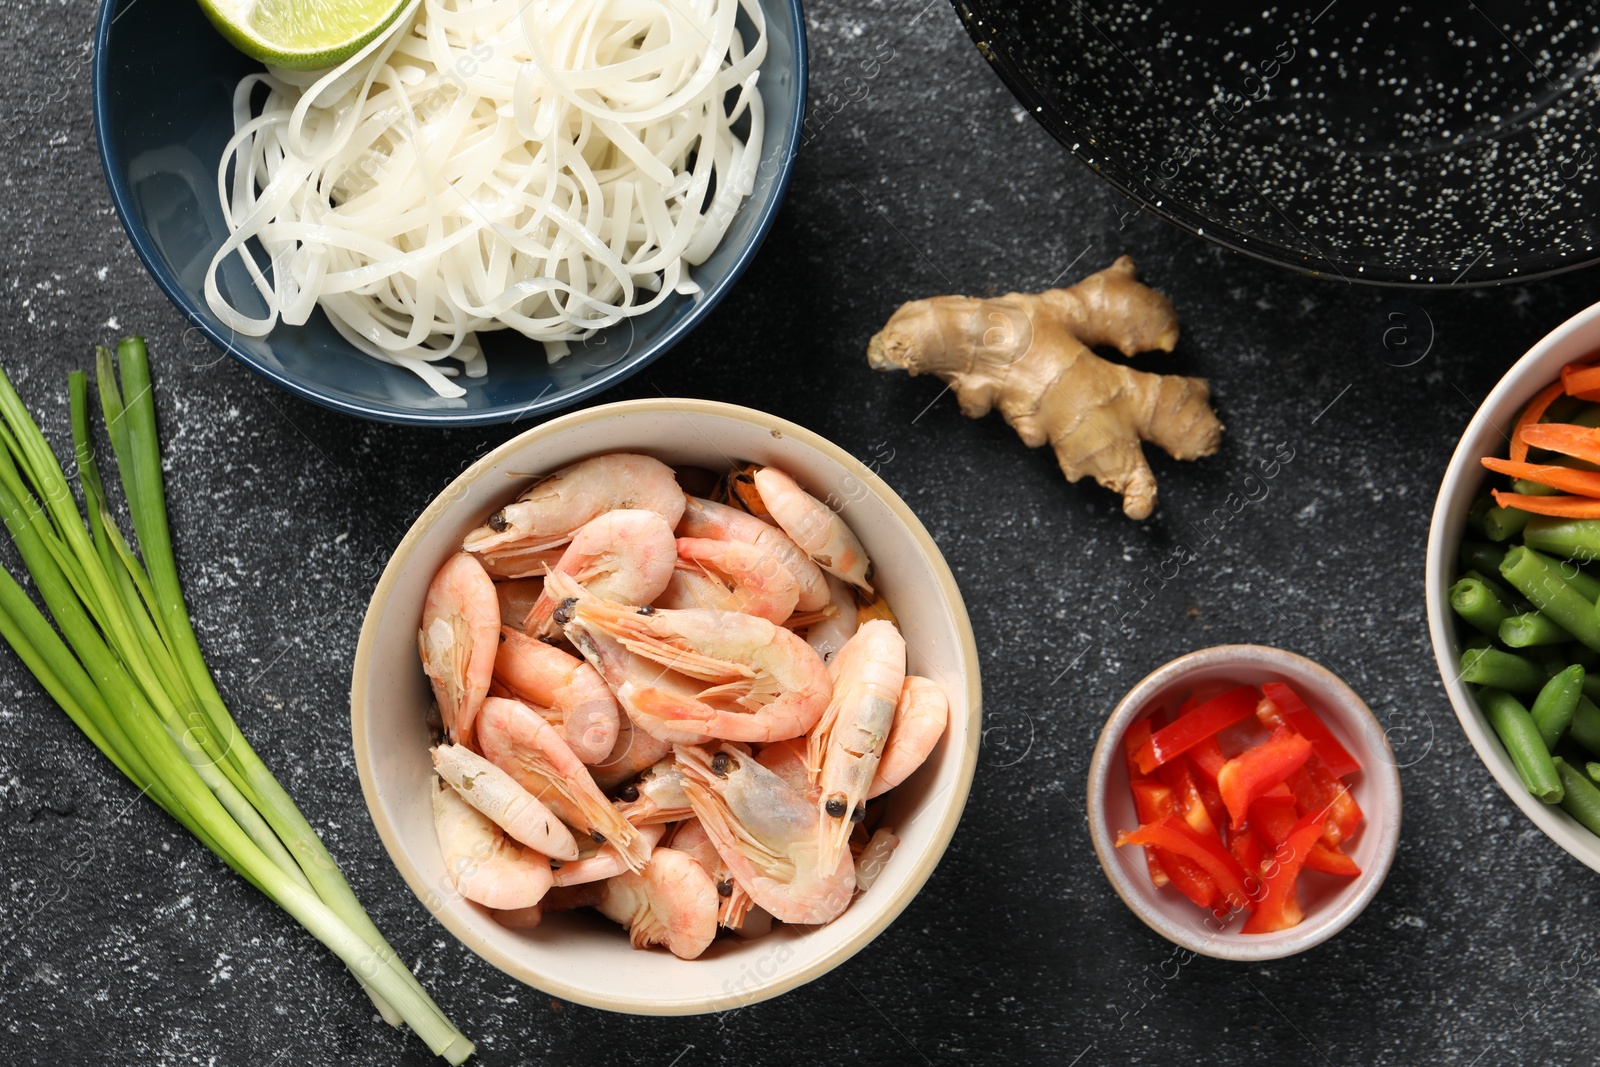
[204,0,767,397]
[0,340,471,1062]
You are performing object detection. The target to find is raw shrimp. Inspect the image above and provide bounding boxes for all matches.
[869,676,950,799]
[419,552,500,747]
[431,743,580,861]
[588,713,674,792]
[752,467,874,593]
[754,736,813,798]
[616,757,693,826]
[807,620,906,870]
[550,848,719,959]
[494,628,620,764]
[463,454,686,571]
[552,823,667,887]
[548,570,831,744]
[677,744,855,925]
[801,575,859,662]
[431,779,554,910]
[494,577,544,632]
[473,697,648,871]
[678,496,828,612]
[653,537,800,623]
[672,816,755,930]
[523,509,678,636]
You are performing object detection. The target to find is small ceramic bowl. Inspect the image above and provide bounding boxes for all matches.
[1086,645,1401,961]
[351,398,981,1013]
[1426,299,1600,875]
[93,0,806,426]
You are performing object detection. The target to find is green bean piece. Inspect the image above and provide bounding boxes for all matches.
[1479,688,1564,803]
[1467,496,1494,537]
[1460,541,1508,577]
[1451,577,1515,637]
[1571,697,1600,755]
[1584,674,1600,706]
[1562,564,1600,604]
[1532,666,1585,751]
[1484,505,1532,542]
[1513,479,1562,496]
[1499,547,1600,652]
[1500,612,1574,648]
[1464,569,1523,607]
[1586,762,1600,785]
[1555,758,1600,833]
[1460,647,1547,693]
[1523,517,1600,568]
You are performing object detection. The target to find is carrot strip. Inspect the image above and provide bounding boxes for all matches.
[1513,380,1568,462]
[1562,364,1600,398]
[1519,424,1600,465]
[1481,456,1600,498]
[1491,490,1600,518]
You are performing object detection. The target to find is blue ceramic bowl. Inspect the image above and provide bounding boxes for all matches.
[93,1,806,426]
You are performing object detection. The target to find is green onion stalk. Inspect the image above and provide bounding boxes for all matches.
[0,338,471,1062]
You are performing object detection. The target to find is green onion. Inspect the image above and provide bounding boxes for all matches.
[0,340,471,1062]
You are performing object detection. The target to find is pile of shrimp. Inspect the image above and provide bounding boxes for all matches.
[417,453,951,959]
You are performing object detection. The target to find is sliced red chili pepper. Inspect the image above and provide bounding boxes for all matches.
[1228,824,1265,876]
[1124,718,1154,781]
[1133,686,1258,775]
[1260,682,1361,778]
[1217,727,1313,830]
[1127,778,1172,888]
[1154,755,1218,837]
[1247,793,1359,875]
[1289,754,1364,846]
[1242,809,1326,933]
[1187,734,1229,785]
[1193,767,1229,832]
[1116,815,1254,911]
[1305,841,1361,877]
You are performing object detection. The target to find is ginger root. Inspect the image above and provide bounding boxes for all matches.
[866,256,1223,520]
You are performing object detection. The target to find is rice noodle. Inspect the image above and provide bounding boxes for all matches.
[205,0,767,397]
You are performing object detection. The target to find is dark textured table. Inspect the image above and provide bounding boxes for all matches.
[4,1,1600,1064]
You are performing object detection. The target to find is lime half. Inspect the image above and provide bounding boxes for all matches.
[197,0,412,71]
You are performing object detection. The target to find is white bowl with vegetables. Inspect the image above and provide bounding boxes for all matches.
[351,398,981,1013]
[1428,298,1600,874]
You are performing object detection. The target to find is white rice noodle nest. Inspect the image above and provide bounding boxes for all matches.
[204,0,768,397]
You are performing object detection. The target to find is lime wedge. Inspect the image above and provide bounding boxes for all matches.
[196,0,412,71]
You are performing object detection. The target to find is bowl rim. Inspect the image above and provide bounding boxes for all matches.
[1425,298,1600,876]
[1085,643,1402,961]
[950,2,1600,290]
[91,0,810,427]
[349,397,985,1013]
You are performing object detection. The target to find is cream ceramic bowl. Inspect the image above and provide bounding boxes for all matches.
[351,398,981,1014]
[1426,299,1600,876]
[1086,645,1401,961]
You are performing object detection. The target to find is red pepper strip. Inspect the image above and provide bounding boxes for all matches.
[1561,363,1600,400]
[1116,815,1254,912]
[1134,686,1258,775]
[1154,755,1218,836]
[1248,794,1361,877]
[1305,842,1361,878]
[1127,778,1172,888]
[1217,727,1313,830]
[1193,766,1229,832]
[1256,693,1288,732]
[1491,490,1600,518]
[1260,682,1361,779]
[1229,824,1265,876]
[1124,719,1154,781]
[1242,809,1325,934]
[1518,424,1600,465]
[1187,734,1229,785]
[1513,379,1570,461]
[1482,457,1600,499]
[1288,756,1364,846]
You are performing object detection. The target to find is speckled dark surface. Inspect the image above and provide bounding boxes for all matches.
[5,1,1600,1064]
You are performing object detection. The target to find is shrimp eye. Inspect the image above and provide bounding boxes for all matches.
[619,785,639,802]
[716,879,733,898]
[825,795,847,818]
[850,803,866,824]
[590,830,606,845]
[552,597,578,625]
[637,605,656,615]
[711,751,732,777]
[487,510,508,532]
